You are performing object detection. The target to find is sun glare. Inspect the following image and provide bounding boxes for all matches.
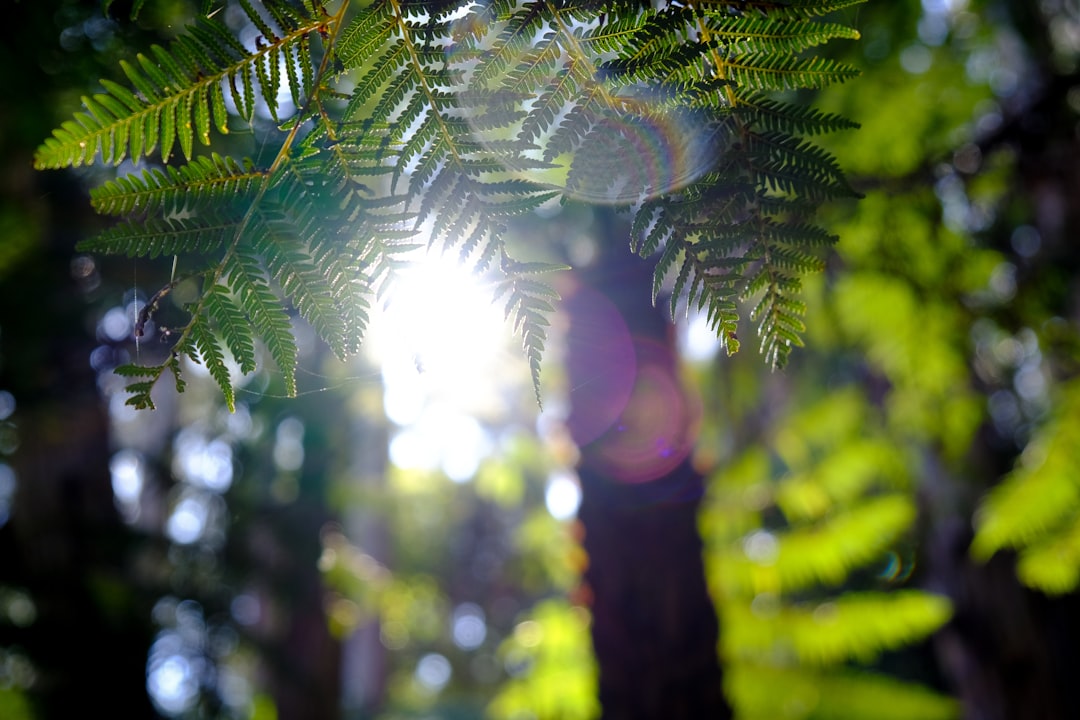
[369,250,526,479]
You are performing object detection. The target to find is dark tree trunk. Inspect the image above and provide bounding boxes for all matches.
[926,522,1080,720]
[230,384,348,720]
[563,210,730,719]
[0,174,158,716]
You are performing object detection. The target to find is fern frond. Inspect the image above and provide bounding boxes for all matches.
[42,0,866,406]
[187,315,237,412]
[712,494,915,596]
[77,212,238,258]
[971,381,1080,566]
[776,438,908,521]
[494,255,568,407]
[729,665,959,720]
[704,382,947,719]
[224,248,299,397]
[115,353,186,410]
[336,2,397,70]
[89,154,266,217]
[723,52,860,92]
[705,16,860,55]
[34,7,323,168]
[248,207,354,359]
[203,284,258,375]
[737,94,860,135]
[113,363,161,378]
[724,590,951,666]
[1014,514,1080,595]
[705,0,867,20]
[744,129,856,201]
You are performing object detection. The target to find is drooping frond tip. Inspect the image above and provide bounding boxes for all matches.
[496,254,570,408]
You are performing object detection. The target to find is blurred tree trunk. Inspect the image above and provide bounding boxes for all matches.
[0,6,166,715]
[925,522,1080,720]
[230,376,348,720]
[563,209,730,719]
[0,167,158,716]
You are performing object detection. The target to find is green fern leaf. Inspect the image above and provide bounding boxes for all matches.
[730,0,868,20]
[729,665,959,720]
[494,257,566,407]
[33,8,323,168]
[89,154,265,217]
[113,363,162,378]
[971,381,1080,565]
[738,94,860,135]
[249,209,354,359]
[123,380,159,410]
[724,52,860,92]
[337,3,396,70]
[1014,516,1080,595]
[188,317,237,412]
[724,590,951,666]
[707,17,860,55]
[204,285,258,375]
[77,213,236,258]
[712,494,916,596]
[225,249,299,397]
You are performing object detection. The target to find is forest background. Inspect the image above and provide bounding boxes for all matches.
[2,1,1080,719]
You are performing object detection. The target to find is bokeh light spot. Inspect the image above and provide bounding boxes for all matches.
[0,463,15,528]
[173,429,234,492]
[389,405,492,482]
[147,655,196,714]
[514,620,542,648]
[0,391,15,421]
[231,594,261,626]
[544,471,582,520]
[2,590,37,628]
[166,495,209,545]
[110,449,145,521]
[273,416,305,472]
[381,620,410,650]
[679,313,721,363]
[743,530,779,565]
[372,250,510,407]
[452,603,487,650]
[900,44,933,74]
[100,305,133,342]
[415,652,452,691]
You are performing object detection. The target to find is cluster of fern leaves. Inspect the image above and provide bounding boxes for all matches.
[701,390,959,720]
[35,0,863,410]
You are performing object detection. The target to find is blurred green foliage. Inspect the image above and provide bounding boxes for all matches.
[487,601,599,720]
[972,381,1080,593]
[699,390,957,719]
[691,0,1080,716]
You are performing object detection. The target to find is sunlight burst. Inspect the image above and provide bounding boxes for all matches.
[369,250,525,480]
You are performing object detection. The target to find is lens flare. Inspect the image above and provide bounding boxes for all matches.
[565,286,699,484]
[585,340,698,484]
[448,8,720,204]
[559,101,720,204]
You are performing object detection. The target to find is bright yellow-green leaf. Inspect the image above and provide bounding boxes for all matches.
[723,591,952,666]
[728,664,959,720]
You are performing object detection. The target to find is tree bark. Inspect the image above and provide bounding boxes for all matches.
[563,210,730,719]
[0,174,158,716]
